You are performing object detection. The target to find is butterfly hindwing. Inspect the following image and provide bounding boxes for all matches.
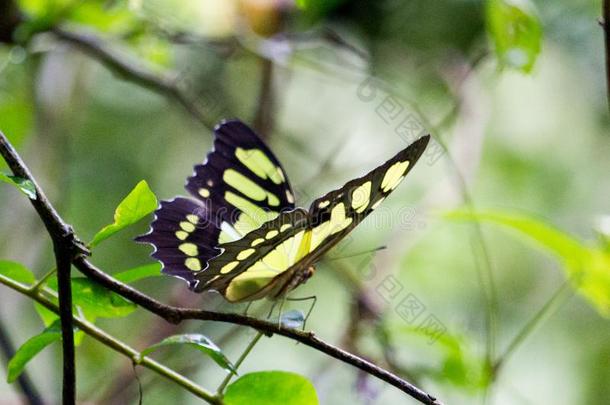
[185,120,296,241]
[135,197,221,287]
[194,208,310,302]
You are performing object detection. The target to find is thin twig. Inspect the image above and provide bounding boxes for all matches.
[217,332,263,394]
[0,317,43,405]
[50,28,215,131]
[252,56,275,139]
[0,130,442,405]
[493,278,575,373]
[602,0,610,109]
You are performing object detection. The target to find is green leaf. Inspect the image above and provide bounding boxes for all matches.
[139,334,236,374]
[47,277,137,318]
[7,321,62,383]
[445,209,610,316]
[486,0,542,73]
[224,371,319,405]
[114,263,162,284]
[397,327,489,391]
[90,180,157,247]
[32,303,85,346]
[0,261,35,284]
[0,173,36,199]
[34,303,58,327]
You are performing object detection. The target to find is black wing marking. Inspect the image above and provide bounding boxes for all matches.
[135,198,221,287]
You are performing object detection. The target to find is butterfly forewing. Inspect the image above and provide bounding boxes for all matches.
[186,120,296,241]
[304,135,430,261]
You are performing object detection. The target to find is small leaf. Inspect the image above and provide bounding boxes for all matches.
[7,321,62,383]
[279,310,305,329]
[0,261,35,284]
[34,302,58,327]
[445,209,610,316]
[486,0,542,73]
[0,173,36,199]
[224,371,319,405]
[114,263,162,284]
[32,302,86,346]
[47,277,137,318]
[90,180,157,247]
[397,327,489,391]
[139,334,236,374]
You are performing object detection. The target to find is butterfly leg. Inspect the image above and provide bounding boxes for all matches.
[286,295,317,330]
[243,301,254,316]
[276,297,287,330]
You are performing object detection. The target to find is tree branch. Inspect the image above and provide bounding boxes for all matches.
[0,317,43,405]
[0,130,442,405]
[50,28,215,131]
[0,132,81,404]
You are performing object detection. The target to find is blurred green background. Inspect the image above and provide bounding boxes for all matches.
[0,0,609,404]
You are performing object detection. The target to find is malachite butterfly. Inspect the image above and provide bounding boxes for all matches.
[136,120,429,302]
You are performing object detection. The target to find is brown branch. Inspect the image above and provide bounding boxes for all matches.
[0,0,21,44]
[0,132,82,404]
[0,130,442,405]
[602,0,610,109]
[50,28,216,131]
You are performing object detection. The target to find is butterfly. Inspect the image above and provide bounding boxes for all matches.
[136,120,429,303]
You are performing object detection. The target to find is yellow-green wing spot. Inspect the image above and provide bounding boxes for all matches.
[381,161,410,192]
[310,202,354,250]
[223,169,280,207]
[351,181,372,213]
[235,148,285,185]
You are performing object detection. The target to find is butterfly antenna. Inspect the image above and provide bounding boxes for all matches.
[325,246,387,261]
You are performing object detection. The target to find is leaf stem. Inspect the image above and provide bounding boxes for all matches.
[29,267,57,294]
[217,332,263,395]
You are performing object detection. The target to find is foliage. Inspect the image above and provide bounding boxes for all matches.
[7,321,63,383]
[89,180,157,248]
[0,173,36,199]
[139,334,236,374]
[224,371,319,405]
[486,0,542,72]
[445,210,610,317]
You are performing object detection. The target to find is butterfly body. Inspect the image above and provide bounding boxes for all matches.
[137,120,429,303]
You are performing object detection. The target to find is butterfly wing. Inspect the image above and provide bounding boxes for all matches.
[135,198,221,287]
[186,119,296,242]
[193,208,311,302]
[137,120,296,286]
[303,135,430,260]
[194,135,430,301]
